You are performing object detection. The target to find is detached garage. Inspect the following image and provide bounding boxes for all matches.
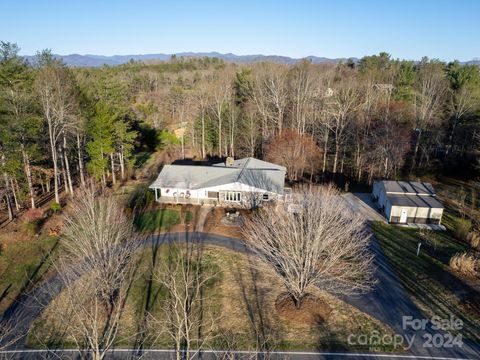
[372,180,444,224]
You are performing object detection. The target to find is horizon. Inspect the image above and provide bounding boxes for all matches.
[2,0,479,62]
[20,50,480,63]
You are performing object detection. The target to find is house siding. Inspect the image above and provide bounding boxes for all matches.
[154,181,280,208]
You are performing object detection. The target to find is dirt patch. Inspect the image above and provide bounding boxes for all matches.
[202,207,246,239]
[275,292,332,325]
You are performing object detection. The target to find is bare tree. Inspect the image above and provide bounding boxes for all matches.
[351,80,378,182]
[149,242,218,360]
[324,82,359,173]
[245,185,374,308]
[176,91,197,159]
[265,129,321,181]
[289,61,314,134]
[52,184,139,360]
[35,55,79,203]
[211,69,233,157]
[411,59,447,171]
[195,81,212,159]
[250,63,290,155]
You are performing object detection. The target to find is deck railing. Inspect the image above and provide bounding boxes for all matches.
[156,196,219,205]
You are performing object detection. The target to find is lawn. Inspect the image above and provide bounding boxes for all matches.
[134,209,192,232]
[373,219,480,342]
[0,235,60,313]
[30,244,397,352]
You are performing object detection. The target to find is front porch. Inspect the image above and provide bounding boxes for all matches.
[152,187,290,208]
[156,196,219,206]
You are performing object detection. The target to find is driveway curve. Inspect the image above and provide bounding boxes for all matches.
[1,231,479,359]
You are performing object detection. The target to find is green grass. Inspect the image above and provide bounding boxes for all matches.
[373,220,480,342]
[0,236,60,313]
[134,209,193,232]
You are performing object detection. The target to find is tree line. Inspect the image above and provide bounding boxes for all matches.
[1,43,480,219]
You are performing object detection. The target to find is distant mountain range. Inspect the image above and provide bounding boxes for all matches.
[23,52,359,67]
[23,52,480,67]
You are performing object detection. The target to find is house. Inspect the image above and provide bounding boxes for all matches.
[372,180,444,224]
[149,157,287,208]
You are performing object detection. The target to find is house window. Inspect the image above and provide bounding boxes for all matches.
[207,191,219,199]
[262,193,269,200]
[225,192,241,202]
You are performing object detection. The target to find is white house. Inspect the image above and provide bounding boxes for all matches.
[149,157,287,208]
[372,180,444,224]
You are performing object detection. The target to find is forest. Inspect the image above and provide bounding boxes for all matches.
[1,42,480,219]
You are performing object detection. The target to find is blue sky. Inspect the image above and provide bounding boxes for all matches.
[2,0,479,61]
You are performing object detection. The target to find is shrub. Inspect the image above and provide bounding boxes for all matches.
[23,208,45,236]
[50,202,62,213]
[449,253,477,277]
[23,220,40,235]
[23,208,43,223]
[453,217,472,242]
[466,232,480,250]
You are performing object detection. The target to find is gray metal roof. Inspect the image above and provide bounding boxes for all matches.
[387,194,444,209]
[149,157,286,194]
[382,180,436,195]
[212,157,286,171]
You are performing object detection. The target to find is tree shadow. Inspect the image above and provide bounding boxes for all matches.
[314,318,351,352]
[231,253,282,352]
[132,210,168,353]
[0,284,12,305]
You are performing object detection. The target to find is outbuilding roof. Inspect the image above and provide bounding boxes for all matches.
[387,194,444,209]
[382,180,436,195]
[149,157,286,194]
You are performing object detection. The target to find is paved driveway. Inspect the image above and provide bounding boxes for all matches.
[342,192,386,222]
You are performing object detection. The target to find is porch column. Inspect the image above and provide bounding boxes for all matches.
[155,188,158,201]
